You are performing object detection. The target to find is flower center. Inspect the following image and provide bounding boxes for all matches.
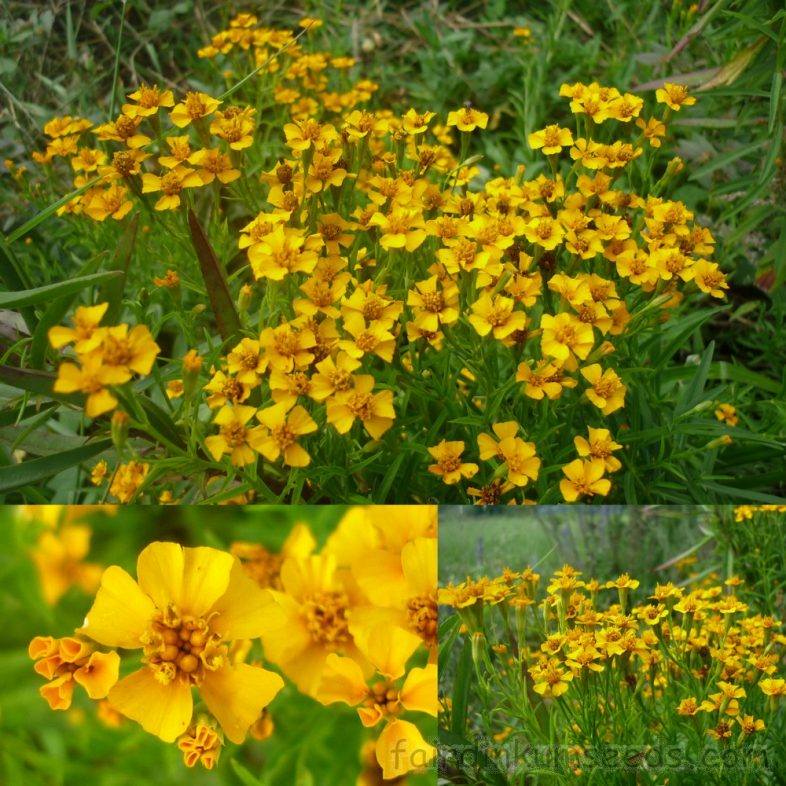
[141,605,224,686]
[407,595,438,648]
[302,591,350,649]
[420,291,445,312]
[348,392,374,420]
[102,336,133,367]
[366,681,401,716]
[222,422,248,448]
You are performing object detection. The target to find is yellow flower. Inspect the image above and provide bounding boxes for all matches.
[581,364,626,415]
[715,404,740,428]
[53,355,118,418]
[205,404,267,467]
[692,260,729,298]
[469,294,527,340]
[446,106,489,132]
[188,147,241,184]
[528,124,573,155]
[402,108,435,135]
[255,403,317,467]
[81,541,284,742]
[109,461,149,503]
[326,375,396,439]
[560,458,611,502]
[97,324,161,384]
[94,114,151,149]
[636,116,667,147]
[259,552,369,695]
[30,525,103,605]
[516,360,575,401]
[477,422,540,488]
[530,658,573,698]
[141,166,204,211]
[248,225,319,281]
[209,106,256,150]
[170,91,222,128]
[655,82,696,111]
[574,427,623,472]
[90,459,109,486]
[83,185,134,221]
[123,83,174,118]
[427,440,478,485]
[48,302,108,353]
[369,209,427,252]
[540,313,594,362]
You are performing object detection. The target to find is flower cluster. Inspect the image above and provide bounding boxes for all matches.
[29,507,437,779]
[23,13,735,504]
[235,506,437,779]
[440,564,785,777]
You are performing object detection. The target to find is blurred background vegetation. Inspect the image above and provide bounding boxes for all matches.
[0,505,434,786]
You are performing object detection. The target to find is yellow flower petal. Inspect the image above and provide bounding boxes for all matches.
[400,664,438,716]
[355,623,422,681]
[376,718,436,779]
[199,663,284,744]
[315,653,368,706]
[108,667,192,742]
[208,559,277,640]
[82,566,156,649]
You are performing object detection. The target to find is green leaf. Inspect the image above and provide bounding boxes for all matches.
[438,613,461,675]
[689,139,768,181]
[0,271,122,309]
[674,341,714,416]
[6,177,100,245]
[0,233,36,330]
[451,637,473,737]
[137,396,186,450]
[230,758,263,786]
[187,209,242,343]
[0,365,80,404]
[99,212,139,323]
[0,439,112,493]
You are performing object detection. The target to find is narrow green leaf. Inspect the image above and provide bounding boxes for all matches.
[438,614,461,676]
[675,340,714,416]
[187,209,241,342]
[230,758,263,786]
[6,177,100,244]
[0,271,122,309]
[377,451,406,502]
[689,139,767,181]
[451,637,473,737]
[99,212,139,323]
[0,233,36,329]
[0,365,80,404]
[0,439,112,493]
[137,396,186,450]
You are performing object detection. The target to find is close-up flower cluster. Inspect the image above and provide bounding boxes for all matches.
[7,504,436,784]
[3,7,783,505]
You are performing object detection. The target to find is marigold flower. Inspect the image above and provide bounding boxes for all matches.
[559,458,611,501]
[540,313,594,362]
[528,124,573,155]
[170,91,222,128]
[48,303,108,353]
[123,83,174,118]
[142,166,204,211]
[205,404,267,467]
[80,541,284,742]
[446,106,489,132]
[469,294,527,340]
[53,355,118,418]
[326,375,396,439]
[427,440,478,485]
[255,402,317,467]
[109,461,149,503]
[581,364,626,415]
[655,82,696,111]
[574,427,623,471]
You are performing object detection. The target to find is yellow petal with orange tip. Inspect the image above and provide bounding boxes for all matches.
[73,650,120,698]
[82,565,155,649]
[316,653,368,706]
[199,663,284,745]
[399,664,438,716]
[109,667,193,742]
[375,718,436,779]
